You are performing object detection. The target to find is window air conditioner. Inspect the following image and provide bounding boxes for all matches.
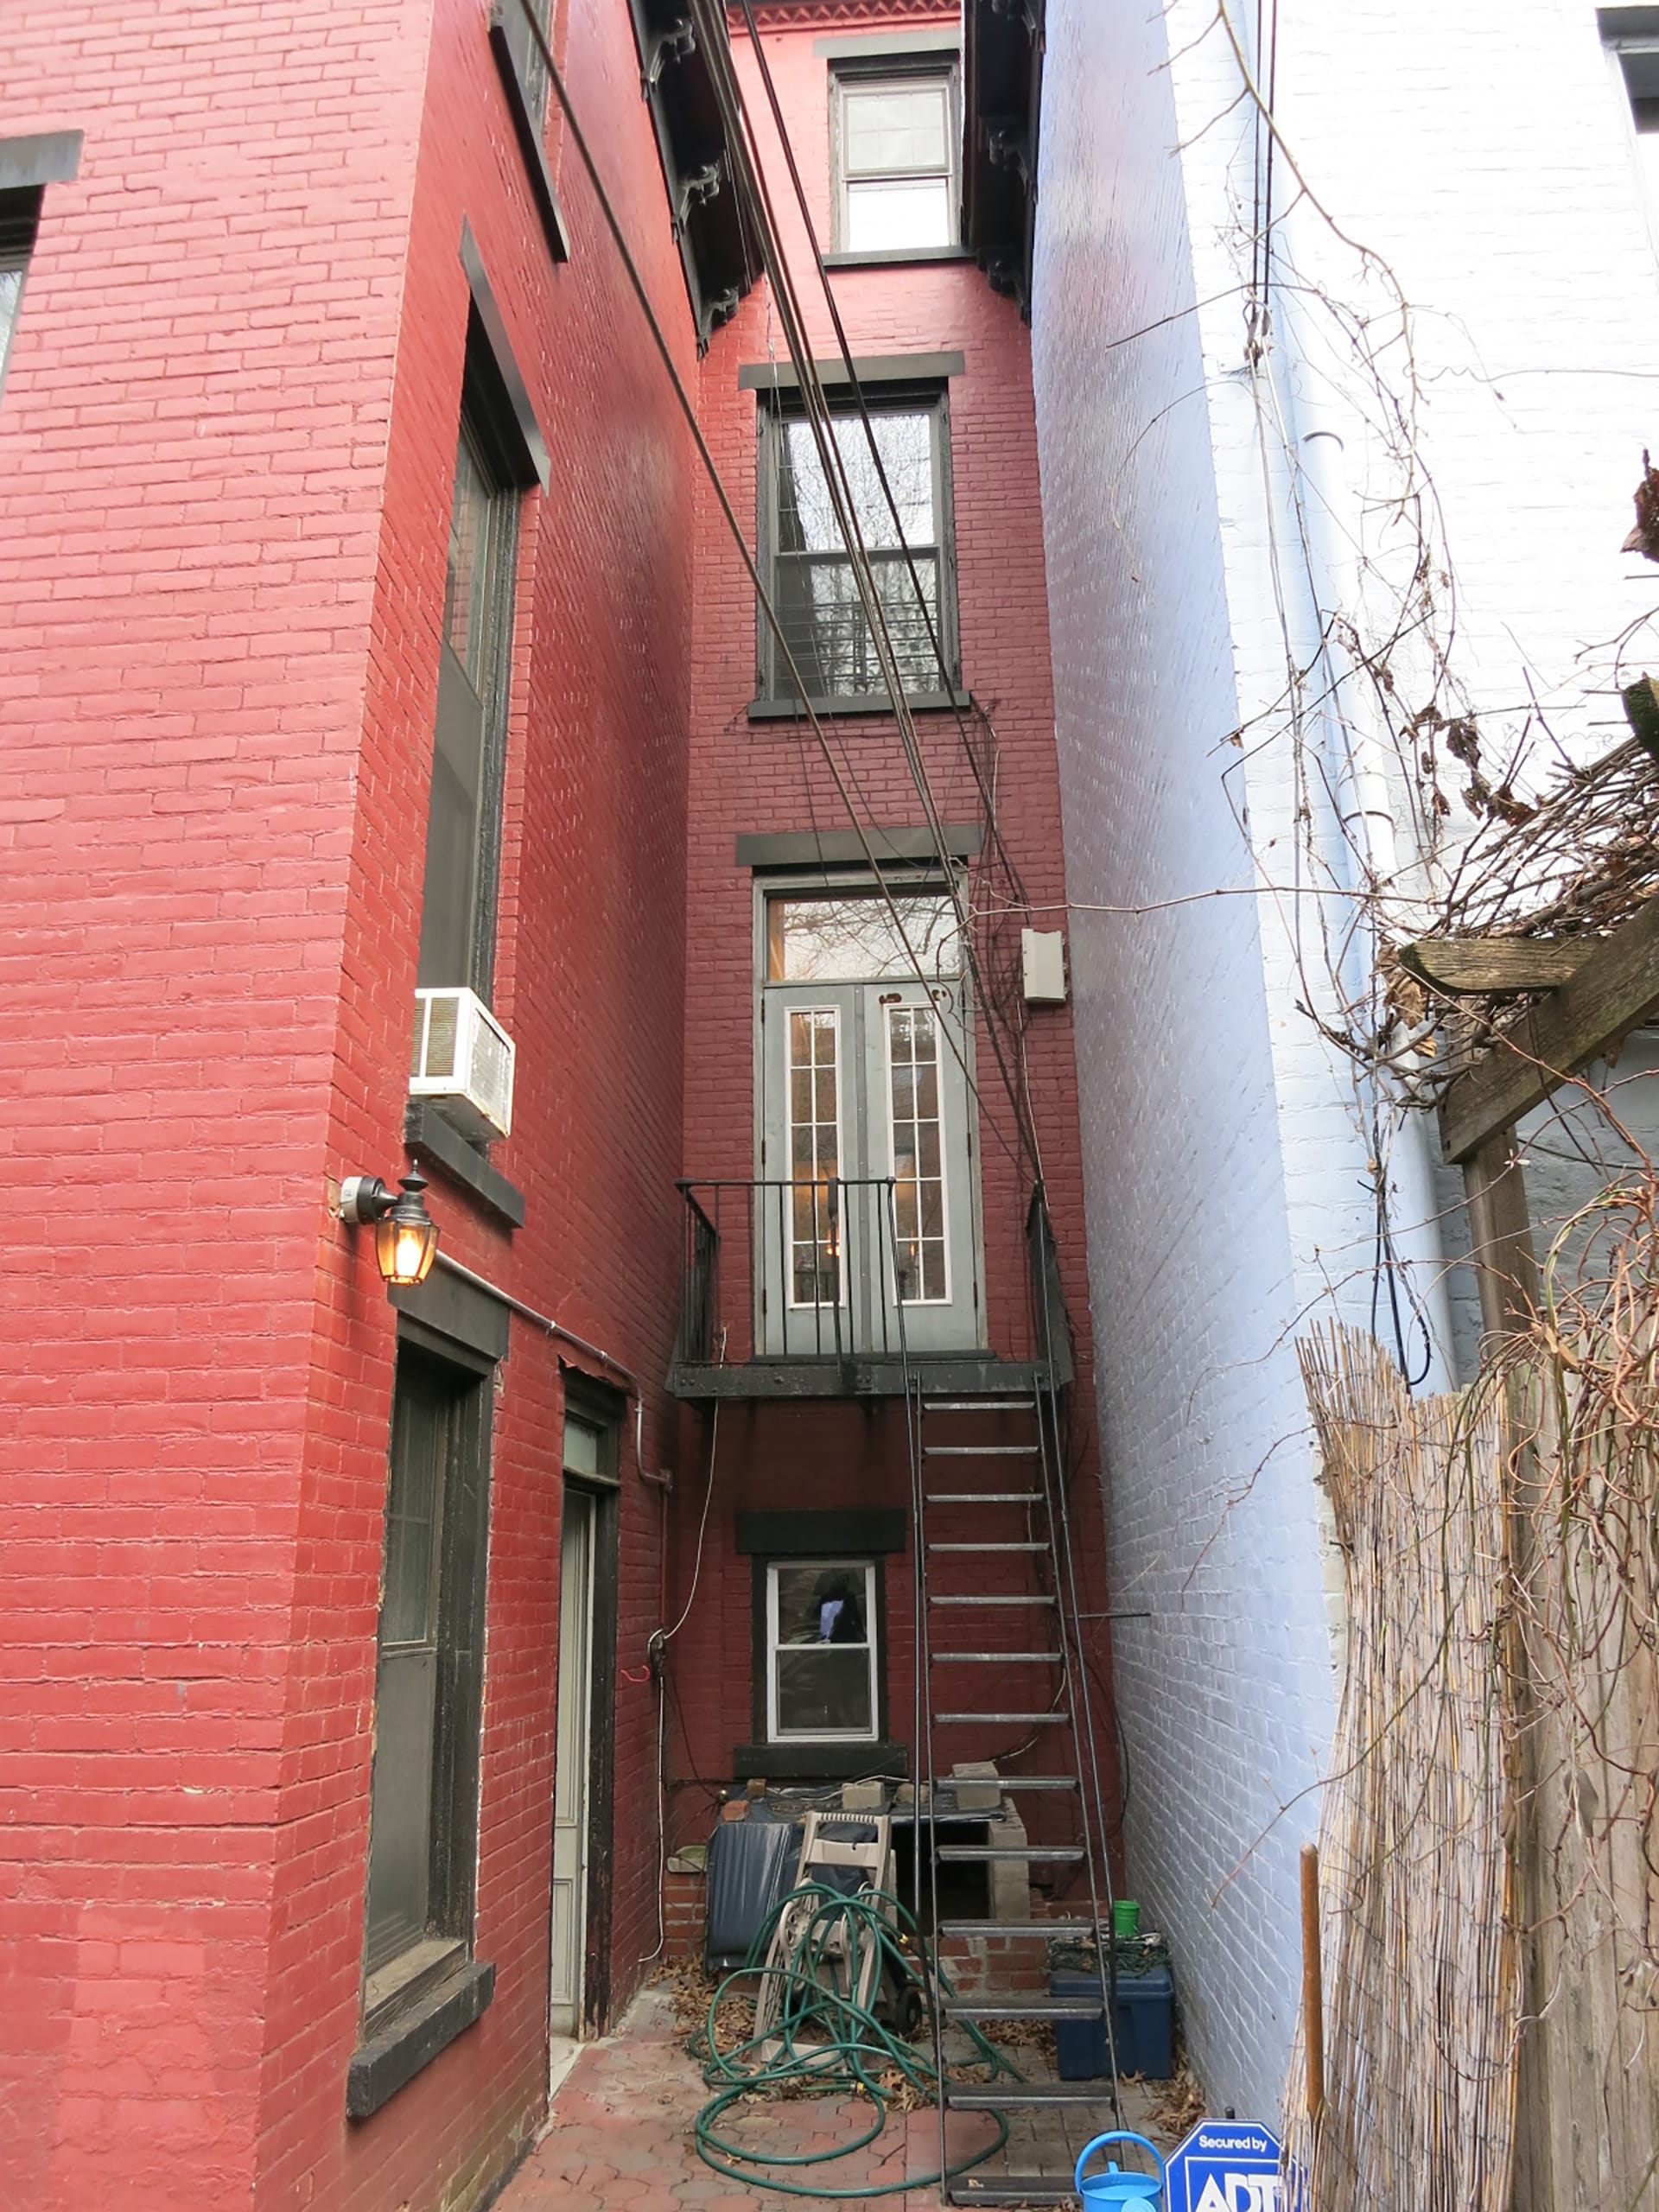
[410,987,516,1143]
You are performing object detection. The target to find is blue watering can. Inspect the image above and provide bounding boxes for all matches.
[1074,2130,1166,2209]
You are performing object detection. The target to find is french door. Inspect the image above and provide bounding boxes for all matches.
[759,969,980,1356]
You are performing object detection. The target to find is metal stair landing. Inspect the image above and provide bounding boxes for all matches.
[904,1341,1125,2209]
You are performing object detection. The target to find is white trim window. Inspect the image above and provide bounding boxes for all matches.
[832,63,959,253]
[766,1560,879,1742]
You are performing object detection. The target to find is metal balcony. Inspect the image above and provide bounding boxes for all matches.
[669,1177,1037,1400]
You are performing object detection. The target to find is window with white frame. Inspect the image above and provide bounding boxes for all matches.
[766,1560,878,1741]
[831,62,959,254]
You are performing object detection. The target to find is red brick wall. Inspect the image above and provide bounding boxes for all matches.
[664,0,1119,1891]
[0,0,701,2205]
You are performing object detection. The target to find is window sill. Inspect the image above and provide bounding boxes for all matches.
[821,246,974,269]
[747,689,969,723]
[404,1101,526,1229]
[346,1956,495,2120]
[735,1741,907,1783]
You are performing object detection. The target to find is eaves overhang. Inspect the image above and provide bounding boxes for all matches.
[962,0,1043,321]
[626,0,765,351]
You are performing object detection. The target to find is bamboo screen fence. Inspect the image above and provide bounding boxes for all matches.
[1287,1325,1517,2210]
[1287,1192,1659,2210]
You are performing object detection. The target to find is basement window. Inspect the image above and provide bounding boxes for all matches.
[831,61,959,253]
[766,1560,880,1741]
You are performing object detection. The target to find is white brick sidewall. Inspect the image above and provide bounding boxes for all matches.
[1031,0,1341,2121]
[1035,0,1659,2123]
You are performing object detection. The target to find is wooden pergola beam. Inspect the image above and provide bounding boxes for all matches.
[1439,894,1659,1164]
[1398,937,1591,995]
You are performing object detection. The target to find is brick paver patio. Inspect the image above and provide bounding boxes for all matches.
[495,1984,1174,2212]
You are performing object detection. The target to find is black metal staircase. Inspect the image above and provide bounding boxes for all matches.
[906,1193,1123,2206]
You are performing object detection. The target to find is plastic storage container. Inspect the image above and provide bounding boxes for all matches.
[1051,1966,1175,2082]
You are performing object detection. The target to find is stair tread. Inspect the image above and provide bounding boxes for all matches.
[931,1651,1064,1663]
[936,1712,1070,1724]
[937,1917,1098,1937]
[945,2176,1081,2204]
[944,2085,1116,2110]
[928,1540,1047,1553]
[923,1398,1036,1411]
[925,1495,1039,1513]
[938,1844,1087,1861]
[925,1444,1040,1457]
[932,1594,1057,1606]
[943,1995,1102,2019]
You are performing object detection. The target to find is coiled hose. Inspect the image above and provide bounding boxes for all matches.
[691,1883,1020,2200]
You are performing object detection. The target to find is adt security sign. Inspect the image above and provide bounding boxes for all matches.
[1162,2118,1285,2212]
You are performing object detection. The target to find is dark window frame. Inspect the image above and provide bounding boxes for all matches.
[829,52,963,257]
[358,1338,494,2045]
[753,378,961,712]
[0,188,41,403]
[558,1373,625,2033]
[416,320,531,1006]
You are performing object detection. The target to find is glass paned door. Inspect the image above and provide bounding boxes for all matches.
[760,900,980,1356]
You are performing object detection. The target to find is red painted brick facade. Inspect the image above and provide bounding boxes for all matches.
[0,0,1116,2205]
[2,0,696,2205]
[664,0,1117,1891]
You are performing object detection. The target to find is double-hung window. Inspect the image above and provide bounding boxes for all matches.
[758,389,958,707]
[831,62,959,254]
[417,369,522,1001]
[766,1560,879,1742]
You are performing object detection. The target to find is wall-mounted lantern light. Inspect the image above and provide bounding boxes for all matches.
[339,1167,441,1288]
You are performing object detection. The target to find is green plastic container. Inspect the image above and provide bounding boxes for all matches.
[1112,1898,1141,1942]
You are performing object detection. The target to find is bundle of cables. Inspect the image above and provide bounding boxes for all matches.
[691,1882,1021,2200]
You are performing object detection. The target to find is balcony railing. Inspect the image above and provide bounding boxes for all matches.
[674,1177,919,1370]
[671,1177,1077,1400]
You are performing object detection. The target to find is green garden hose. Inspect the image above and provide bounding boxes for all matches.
[690,1883,1019,2200]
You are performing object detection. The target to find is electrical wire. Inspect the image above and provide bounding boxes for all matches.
[514,0,1027,1171]
[708,0,1045,1178]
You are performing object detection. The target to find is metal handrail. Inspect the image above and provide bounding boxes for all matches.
[675,1175,921,1364]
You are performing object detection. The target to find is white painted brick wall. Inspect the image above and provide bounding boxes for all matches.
[1031,0,1340,2123]
[1033,0,1659,2122]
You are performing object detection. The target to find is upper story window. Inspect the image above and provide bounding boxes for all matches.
[499,0,551,126]
[0,189,41,404]
[758,388,958,708]
[416,363,523,1003]
[831,61,960,254]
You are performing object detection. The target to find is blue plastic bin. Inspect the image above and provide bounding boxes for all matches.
[1050,1967,1174,2082]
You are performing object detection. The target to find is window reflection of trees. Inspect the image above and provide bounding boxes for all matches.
[770,893,961,982]
[774,410,940,696]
